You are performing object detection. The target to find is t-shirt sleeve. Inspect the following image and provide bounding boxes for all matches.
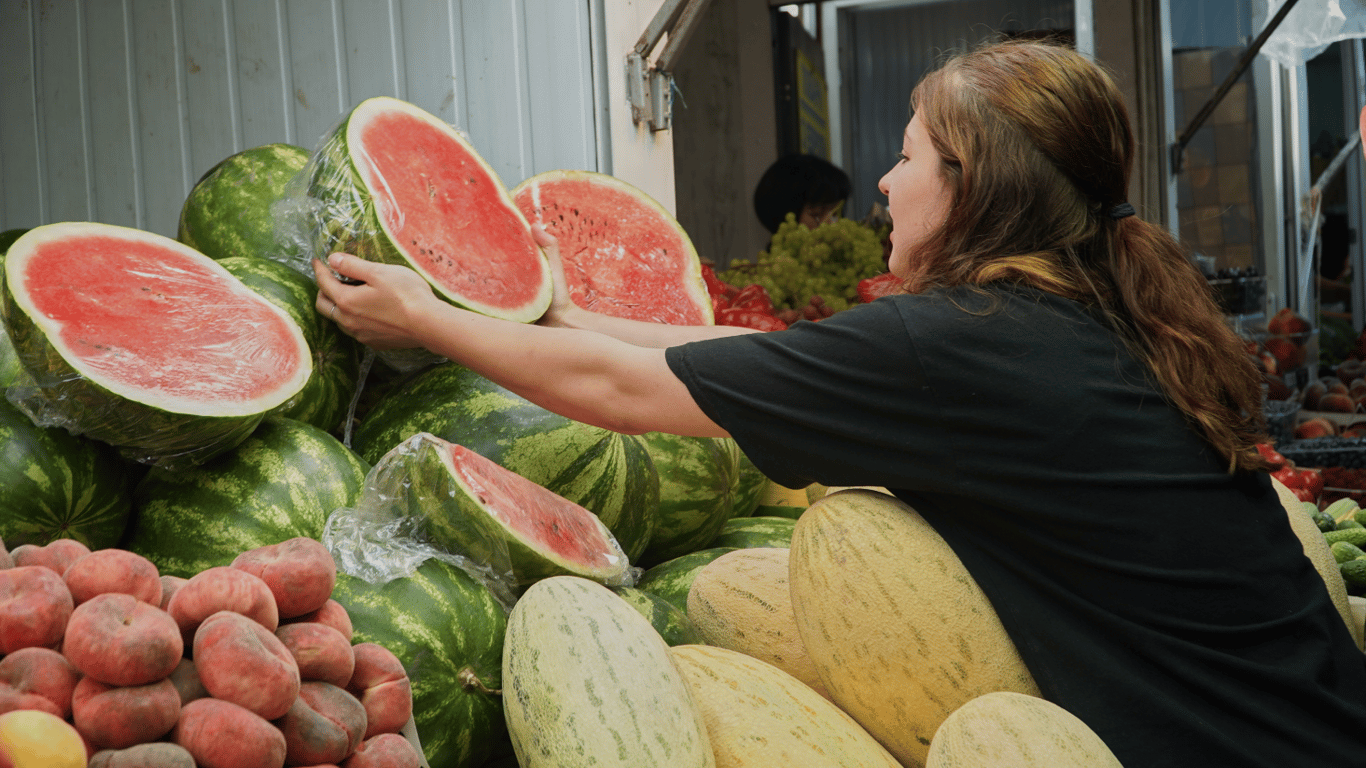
[665,298,954,490]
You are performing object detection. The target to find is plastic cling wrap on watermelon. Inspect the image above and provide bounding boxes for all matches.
[2,222,314,470]
[324,433,636,603]
[278,96,553,327]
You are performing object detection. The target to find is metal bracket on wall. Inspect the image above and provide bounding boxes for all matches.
[626,0,713,132]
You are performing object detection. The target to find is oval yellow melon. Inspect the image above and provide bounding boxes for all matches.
[926,691,1123,767]
[1270,477,1363,649]
[758,479,812,508]
[789,489,1039,768]
[671,644,905,768]
[686,547,829,699]
[0,710,87,768]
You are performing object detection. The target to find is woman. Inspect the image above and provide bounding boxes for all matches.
[316,40,1366,766]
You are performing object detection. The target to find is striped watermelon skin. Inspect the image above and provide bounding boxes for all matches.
[638,433,739,567]
[219,255,361,433]
[0,229,24,390]
[502,576,715,768]
[178,143,311,265]
[124,417,369,577]
[306,97,551,323]
[634,547,739,613]
[353,363,658,561]
[710,516,797,549]
[611,585,707,646]
[0,398,135,549]
[731,448,765,519]
[330,557,509,768]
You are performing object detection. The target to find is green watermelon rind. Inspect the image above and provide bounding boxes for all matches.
[219,255,361,433]
[331,558,509,768]
[124,417,370,577]
[0,228,27,390]
[0,399,134,549]
[638,432,739,567]
[352,362,658,562]
[611,585,707,647]
[178,143,312,263]
[731,448,766,519]
[2,223,313,469]
[634,546,739,613]
[415,438,631,588]
[307,96,552,324]
[510,169,714,326]
[709,516,797,549]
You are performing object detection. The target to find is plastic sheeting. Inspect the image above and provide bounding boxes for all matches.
[1261,0,1366,67]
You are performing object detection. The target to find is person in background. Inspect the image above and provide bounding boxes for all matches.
[316,39,1366,766]
[752,153,852,234]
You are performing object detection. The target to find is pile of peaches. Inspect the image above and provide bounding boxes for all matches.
[1296,359,1366,440]
[0,537,420,768]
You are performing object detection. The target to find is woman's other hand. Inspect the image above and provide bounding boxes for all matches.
[313,254,438,350]
[532,225,583,328]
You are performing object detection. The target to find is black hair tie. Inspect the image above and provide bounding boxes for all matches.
[1108,202,1136,220]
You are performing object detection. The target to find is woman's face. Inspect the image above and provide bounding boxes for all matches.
[878,112,952,278]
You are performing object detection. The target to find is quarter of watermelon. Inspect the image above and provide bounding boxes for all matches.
[352,362,658,561]
[219,255,361,434]
[331,555,510,768]
[637,432,740,567]
[512,170,713,325]
[178,143,311,265]
[396,433,631,588]
[308,96,552,323]
[2,222,313,469]
[124,417,369,577]
[0,398,134,549]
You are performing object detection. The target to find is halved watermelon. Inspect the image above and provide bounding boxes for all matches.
[2,222,312,468]
[511,170,713,326]
[308,96,552,323]
[392,433,631,588]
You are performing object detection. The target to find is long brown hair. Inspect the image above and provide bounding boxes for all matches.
[901,39,1272,473]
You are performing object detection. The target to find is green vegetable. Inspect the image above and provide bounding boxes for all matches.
[719,215,889,312]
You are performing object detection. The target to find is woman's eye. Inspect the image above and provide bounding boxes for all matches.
[895,152,909,163]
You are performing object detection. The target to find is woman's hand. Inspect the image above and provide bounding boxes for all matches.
[313,254,439,350]
[533,225,584,329]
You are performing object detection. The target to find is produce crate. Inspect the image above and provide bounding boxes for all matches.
[1276,437,1366,469]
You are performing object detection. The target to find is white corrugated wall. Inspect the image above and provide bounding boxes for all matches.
[0,0,603,239]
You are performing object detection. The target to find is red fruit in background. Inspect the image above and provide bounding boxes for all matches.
[1303,379,1328,410]
[700,265,740,314]
[857,272,904,303]
[1255,443,1287,469]
[1317,393,1356,414]
[0,647,81,719]
[1267,306,1311,335]
[1262,336,1305,370]
[10,538,92,576]
[230,537,336,619]
[63,549,162,606]
[729,283,775,313]
[1295,417,1338,440]
[714,308,789,332]
[1339,359,1366,383]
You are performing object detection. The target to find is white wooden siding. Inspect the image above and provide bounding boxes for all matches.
[0,0,601,239]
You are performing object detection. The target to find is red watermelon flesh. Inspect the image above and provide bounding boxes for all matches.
[440,442,627,578]
[6,223,310,416]
[512,170,713,326]
[348,99,550,317]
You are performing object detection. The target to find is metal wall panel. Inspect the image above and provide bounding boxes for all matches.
[843,0,1074,219]
[0,0,599,239]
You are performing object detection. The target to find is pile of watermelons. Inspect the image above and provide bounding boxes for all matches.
[9,96,1298,767]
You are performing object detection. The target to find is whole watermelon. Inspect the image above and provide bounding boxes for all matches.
[637,433,740,567]
[352,363,658,561]
[0,399,134,549]
[219,255,361,433]
[178,143,311,265]
[124,417,369,577]
[331,556,509,768]
[731,448,766,518]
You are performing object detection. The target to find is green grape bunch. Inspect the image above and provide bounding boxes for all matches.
[719,214,890,312]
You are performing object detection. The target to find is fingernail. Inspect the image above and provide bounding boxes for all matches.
[329,253,342,268]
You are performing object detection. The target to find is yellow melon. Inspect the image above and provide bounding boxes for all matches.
[926,691,1123,767]
[1269,477,1364,650]
[0,710,87,768]
[686,547,829,699]
[671,644,905,768]
[789,489,1039,768]
[759,479,813,508]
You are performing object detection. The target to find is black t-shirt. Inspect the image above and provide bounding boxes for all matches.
[665,285,1366,768]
